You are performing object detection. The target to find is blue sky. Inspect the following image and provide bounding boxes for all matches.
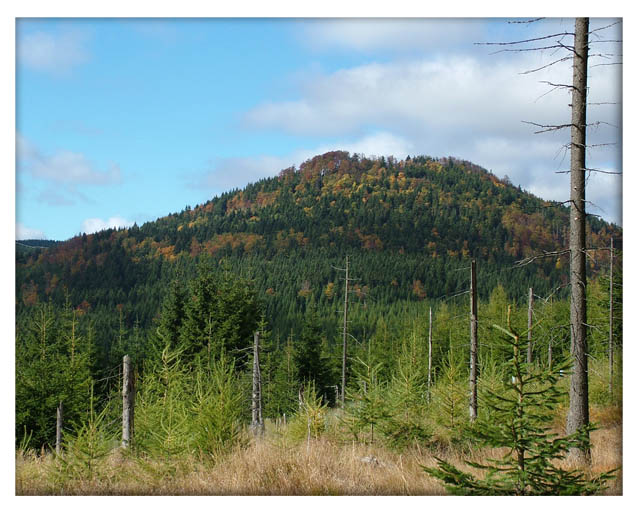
[15,17,622,241]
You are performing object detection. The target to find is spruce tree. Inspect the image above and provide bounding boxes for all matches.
[343,358,390,444]
[424,306,617,495]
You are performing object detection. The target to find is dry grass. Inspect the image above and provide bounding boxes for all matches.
[15,420,622,496]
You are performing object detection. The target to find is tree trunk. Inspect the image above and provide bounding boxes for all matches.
[566,17,590,463]
[609,236,614,397]
[122,354,134,448]
[341,255,349,406]
[428,306,433,402]
[469,260,478,421]
[527,287,534,364]
[251,331,264,436]
[56,401,63,456]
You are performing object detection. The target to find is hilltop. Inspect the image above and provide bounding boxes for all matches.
[16,151,618,345]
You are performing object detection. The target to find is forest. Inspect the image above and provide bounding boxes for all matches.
[15,152,622,495]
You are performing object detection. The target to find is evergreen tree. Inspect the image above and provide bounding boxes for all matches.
[424,306,617,495]
[293,310,334,405]
[178,262,260,367]
[383,333,431,449]
[264,333,299,418]
[343,358,390,444]
[16,301,93,450]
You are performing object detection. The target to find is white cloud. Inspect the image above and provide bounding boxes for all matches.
[17,29,90,75]
[242,34,621,224]
[16,222,46,240]
[17,134,121,186]
[81,216,134,235]
[300,19,485,53]
[17,133,122,206]
[194,132,414,192]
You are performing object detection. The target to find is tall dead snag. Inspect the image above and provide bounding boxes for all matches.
[56,401,63,456]
[608,237,614,397]
[566,17,590,464]
[122,354,134,448]
[342,255,349,406]
[427,306,433,402]
[527,288,534,364]
[469,259,478,421]
[332,255,358,406]
[251,331,264,436]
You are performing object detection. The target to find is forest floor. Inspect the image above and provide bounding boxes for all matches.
[15,404,622,496]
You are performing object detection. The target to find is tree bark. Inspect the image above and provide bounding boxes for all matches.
[566,17,590,464]
[469,260,478,421]
[251,331,264,436]
[341,255,349,406]
[428,306,433,402]
[609,237,614,397]
[56,401,63,456]
[122,354,134,448]
[527,287,534,364]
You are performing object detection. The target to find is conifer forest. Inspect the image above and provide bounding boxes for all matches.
[15,16,623,497]
[15,151,622,495]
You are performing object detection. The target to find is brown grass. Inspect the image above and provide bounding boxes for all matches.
[15,421,622,496]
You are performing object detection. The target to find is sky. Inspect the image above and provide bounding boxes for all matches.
[15,17,623,241]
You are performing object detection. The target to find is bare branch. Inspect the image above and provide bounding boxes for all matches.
[555,167,621,175]
[555,40,579,57]
[539,80,576,91]
[585,167,621,174]
[508,18,545,24]
[489,44,572,55]
[522,120,572,134]
[588,21,621,35]
[591,62,623,68]
[588,120,620,130]
[513,249,571,268]
[520,56,573,75]
[587,143,619,149]
[534,85,565,103]
[475,31,574,47]
[590,52,616,59]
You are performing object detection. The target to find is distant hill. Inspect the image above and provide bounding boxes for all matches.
[15,151,619,344]
[16,239,58,249]
[16,239,59,257]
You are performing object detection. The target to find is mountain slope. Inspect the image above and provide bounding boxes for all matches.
[16,151,618,344]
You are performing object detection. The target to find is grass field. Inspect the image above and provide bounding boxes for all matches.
[15,404,622,496]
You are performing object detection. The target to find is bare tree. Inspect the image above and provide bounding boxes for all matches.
[251,331,264,437]
[478,17,622,463]
[333,255,359,406]
[469,260,478,422]
[565,18,590,463]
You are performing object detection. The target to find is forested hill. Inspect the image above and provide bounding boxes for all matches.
[16,151,618,345]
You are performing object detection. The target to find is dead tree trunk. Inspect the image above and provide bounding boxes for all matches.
[527,287,534,364]
[469,260,478,422]
[566,17,590,463]
[341,255,349,406]
[251,331,265,437]
[427,306,433,402]
[56,401,63,456]
[609,236,614,397]
[122,354,134,448]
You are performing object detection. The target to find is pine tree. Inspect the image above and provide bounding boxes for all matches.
[424,306,617,495]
